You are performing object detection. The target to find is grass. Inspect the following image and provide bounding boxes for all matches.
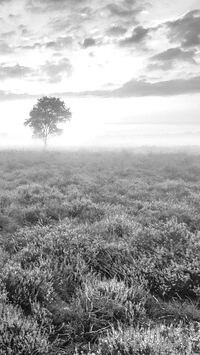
[1,149,200,354]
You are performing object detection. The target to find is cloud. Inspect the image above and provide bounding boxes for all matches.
[0,31,15,39]
[0,63,32,79]
[0,0,12,4]
[40,58,73,83]
[18,25,29,35]
[29,0,147,38]
[17,36,74,52]
[27,0,146,20]
[119,25,150,46]
[0,57,73,84]
[1,0,199,102]
[1,75,200,101]
[26,0,149,59]
[0,40,14,54]
[27,0,88,12]
[82,38,96,48]
[0,90,36,101]
[17,42,42,50]
[0,58,73,84]
[45,36,74,50]
[57,75,200,98]
[9,13,20,19]
[106,25,127,37]
[113,76,200,97]
[106,2,135,17]
[106,0,145,20]
[165,10,200,48]
[148,47,197,70]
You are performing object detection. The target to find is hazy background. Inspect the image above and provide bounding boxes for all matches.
[0,0,200,148]
[1,95,200,148]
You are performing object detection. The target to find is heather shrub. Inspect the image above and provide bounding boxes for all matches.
[1,151,200,354]
[145,297,200,323]
[66,198,105,223]
[85,244,133,281]
[63,277,147,343]
[94,213,138,241]
[0,213,16,232]
[0,301,50,354]
[95,323,200,355]
[1,263,54,313]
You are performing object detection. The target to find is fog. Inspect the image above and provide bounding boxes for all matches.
[0,96,200,150]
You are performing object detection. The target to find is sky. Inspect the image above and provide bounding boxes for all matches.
[0,0,200,147]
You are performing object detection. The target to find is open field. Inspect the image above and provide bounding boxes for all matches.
[1,150,200,354]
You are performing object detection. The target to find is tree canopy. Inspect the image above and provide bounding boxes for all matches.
[24,96,72,147]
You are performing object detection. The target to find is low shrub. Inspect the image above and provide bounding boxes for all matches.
[1,263,54,313]
[0,301,50,354]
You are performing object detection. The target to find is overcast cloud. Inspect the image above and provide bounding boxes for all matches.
[0,0,200,99]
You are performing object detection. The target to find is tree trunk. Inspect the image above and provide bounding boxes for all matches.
[43,136,48,149]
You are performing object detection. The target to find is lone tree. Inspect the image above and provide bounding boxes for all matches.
[24,96,72,147]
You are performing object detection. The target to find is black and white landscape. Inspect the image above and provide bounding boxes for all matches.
[1,1,200,354]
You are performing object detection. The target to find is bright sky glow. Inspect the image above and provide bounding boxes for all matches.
[0,0,200,147]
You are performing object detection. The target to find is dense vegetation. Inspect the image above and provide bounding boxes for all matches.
[1,150,200,354]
